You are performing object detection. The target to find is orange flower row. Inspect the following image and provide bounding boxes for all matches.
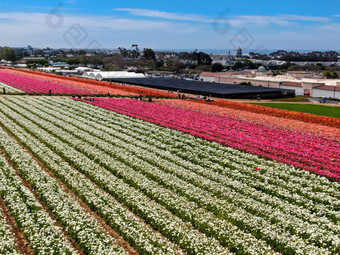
[197,100,340,129]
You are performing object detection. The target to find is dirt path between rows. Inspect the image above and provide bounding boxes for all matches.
[0,196,33,255]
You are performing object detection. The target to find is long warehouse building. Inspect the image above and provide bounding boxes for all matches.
[111,78,295,99]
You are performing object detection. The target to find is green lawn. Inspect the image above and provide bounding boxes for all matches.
[250,103,340,118]
[271,96,309,102]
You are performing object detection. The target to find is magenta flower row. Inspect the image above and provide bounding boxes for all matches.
[0,71,92,95]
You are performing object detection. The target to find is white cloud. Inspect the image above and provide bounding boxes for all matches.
[226,14,330,28]
[64,0,77,4]
[114,8,209,23]
[0,12,198,31]
[280,14,331,22]
[0,11,202,48]
[318,22,340,32]
[0,10,338,50]
[114,8,331,27]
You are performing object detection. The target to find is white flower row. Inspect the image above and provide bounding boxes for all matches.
[1,97,231,255]
[49,96,339,200]
[0,201,21,255]
[0,144,77,254]
[16,97,338,254]
[0,101,185,254]
[8,97,278,254]
[0,82,25,94]
[3,96,336,254]
[40,97,340,248]
[0,116,127,254]
[44,97,339,221]
[60,97,340,214]
[38,96,339,225]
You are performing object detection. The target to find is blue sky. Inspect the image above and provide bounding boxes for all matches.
[1,0,340,51]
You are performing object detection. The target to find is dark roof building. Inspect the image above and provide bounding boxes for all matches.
[112,78,294,99]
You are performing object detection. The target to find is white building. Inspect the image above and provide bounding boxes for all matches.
[313,85,340,99]
[75,67,96,74]
[82,71,145,81]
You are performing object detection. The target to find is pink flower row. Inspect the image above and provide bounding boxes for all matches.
[77,98,340,181]
[0,70,93,95]
[157,99,340,140]
[2,69,137,96]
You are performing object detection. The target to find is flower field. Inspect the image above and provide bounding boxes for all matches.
[0,68,137,96]
[0,70,95,95]
[198,99,340,129]
[79,98,340,181]
[0,82,25,95]
[0,68,177,98]
[0,96,339,255]
[157,99,340,139]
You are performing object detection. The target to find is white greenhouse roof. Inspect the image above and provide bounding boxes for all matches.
[82,71,145,80]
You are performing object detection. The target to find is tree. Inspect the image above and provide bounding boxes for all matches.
[154,60,164,69]
[322,71,339,79]
[77,49,87,55]
[79,55,89,65]
[234,61,243,70]
[66,58,80,65]
[211,63,224,72]
[242,59,257,69]
[131,44,140,60]
[143,48,156,61]
[104,63,120,71]
[168,61,186,72]
[0,47,16,62]
[178,52,191,60]
[26,59,48,66]
[279,62,293,70]
[197,52,212,65]
[89,55,103,66]
[118,47,129,58]
[131,50,140,60]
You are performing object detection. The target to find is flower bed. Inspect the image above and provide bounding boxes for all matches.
[1,69,137,96]
[157,99,340,139]
[2,68,177,98]
[0,82,25,95]
[79,98,340,181]
[200,100,340,129]
[0,96,338,254]
[0,70,93,95]
[0,96,339,254]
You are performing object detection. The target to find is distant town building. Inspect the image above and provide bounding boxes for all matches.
[199,71,340,99]
[50,62,70,68]
[24,57,45,61]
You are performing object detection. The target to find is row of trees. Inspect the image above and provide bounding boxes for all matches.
[251,50,340,62]
[177,51,212,65]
